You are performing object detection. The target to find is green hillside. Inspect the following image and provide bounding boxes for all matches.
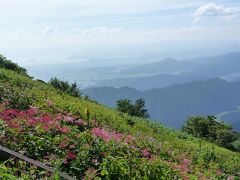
[0,67,240,179]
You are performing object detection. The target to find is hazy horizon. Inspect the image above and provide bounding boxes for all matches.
[0,0,240,66]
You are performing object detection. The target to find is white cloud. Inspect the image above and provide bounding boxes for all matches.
[72,27,122,34]
[147,26,202,35]
[194,3,240,22]
[42,26,56,35]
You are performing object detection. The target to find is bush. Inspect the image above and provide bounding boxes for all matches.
[182,116,237,149]
[49,77,81,97]
[116,98,149,118]
[0,55,28,76]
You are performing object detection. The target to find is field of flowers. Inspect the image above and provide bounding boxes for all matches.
[0,68,240,179]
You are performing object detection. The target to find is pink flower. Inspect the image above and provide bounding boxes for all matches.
[55,114,63,121]
[75,119,84,126]
[60,126,70,134]
[142,149,151,158]
[26,107,38,116]
[113,133,123,142]
[27,118,36,126]
[42,125,50,131]
[59,142,68,149]
[67,151,77,160]
[91,128,111,142]
[64,116,75,123]
[8,122,20,129]
[41,115,52,123]
[91,127,134,143]
[182,158,191,167]
[175,158,191,173]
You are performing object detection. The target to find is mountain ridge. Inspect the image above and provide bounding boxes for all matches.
[83,78,240,130]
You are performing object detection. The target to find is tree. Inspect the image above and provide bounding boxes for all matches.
[182,115,237,149]
[0,55,28,76]
[49,77,81,97]
[116,98,149,118]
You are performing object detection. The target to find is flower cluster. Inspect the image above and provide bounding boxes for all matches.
[0,104,85,134]
[141,149,151,158]
[174,158,192,179]
[91,127,135,143]
[91,127,122,142]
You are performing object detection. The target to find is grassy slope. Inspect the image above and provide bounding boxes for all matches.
[0,68,240,179]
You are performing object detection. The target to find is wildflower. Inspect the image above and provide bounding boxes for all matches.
[42,125,50,131]
[55,114,63,121]
[75,119,84,126]
[60,126,70,134]
[182,158,191,167]
[41,115,52,123]
[27,118,36,126]
[59,141,68,149]
[175,158,191,173]
[64,116,75,123]
[26,107,38,116]
[142,149,151,158]
[92,128,111,142]
[67,151,77,160]
[8,121,20,129]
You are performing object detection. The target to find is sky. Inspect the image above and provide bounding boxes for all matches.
[0,0,240,65]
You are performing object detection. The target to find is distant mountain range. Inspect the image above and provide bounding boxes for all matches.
[28,52,240,90]
[93,53,240,90]
[83,78,240,131]
[29,52,240,131]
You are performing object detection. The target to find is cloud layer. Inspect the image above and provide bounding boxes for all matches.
[0,1,239,65]
[194,3,240,22]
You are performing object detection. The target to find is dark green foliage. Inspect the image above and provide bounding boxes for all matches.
[0,55,28,76]
[49,77,81,97]
[116,98,149,118]
[183,116,238,149]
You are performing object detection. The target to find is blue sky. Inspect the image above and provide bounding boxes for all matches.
[0,0,240,65]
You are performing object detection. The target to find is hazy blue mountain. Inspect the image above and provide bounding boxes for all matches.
[93,73,209,90]
[93,53,240,90]
[120,57,196,75]
[28,53,240,90]
[83,78,240,131]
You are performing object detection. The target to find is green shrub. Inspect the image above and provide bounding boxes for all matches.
[116,98,149,118]
[182,116,237,149]
[49,77,81,98]
[0,55,28,76]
